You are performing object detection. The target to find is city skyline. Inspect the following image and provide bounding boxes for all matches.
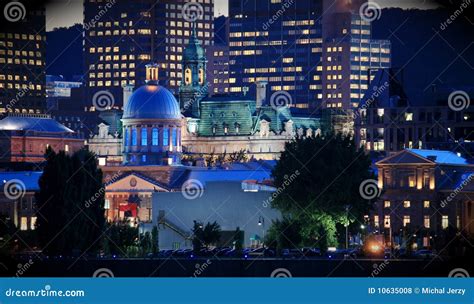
[45,0,440,31]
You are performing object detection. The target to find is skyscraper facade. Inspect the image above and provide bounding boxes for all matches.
[228,0,323,110]
[83,0,214,108]
[322,1,391,110]
[0,6,46,114]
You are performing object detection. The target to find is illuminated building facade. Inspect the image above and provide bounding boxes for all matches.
[373,149,474,248]
[0,8,46,114]
[83,0,214,107]
[321,1,391,110]
[228,0,323,110]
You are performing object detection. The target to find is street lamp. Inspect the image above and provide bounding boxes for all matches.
[258,216,265,248]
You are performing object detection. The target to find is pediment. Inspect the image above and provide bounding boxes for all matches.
[377,150,434,165]
[106,173,170,192]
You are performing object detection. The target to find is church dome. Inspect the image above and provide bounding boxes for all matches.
[123,84,181,120]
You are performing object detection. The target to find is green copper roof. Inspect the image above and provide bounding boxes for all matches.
[198,99,254,136]
[183,25,206,61]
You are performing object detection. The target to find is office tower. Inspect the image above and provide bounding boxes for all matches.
[83,0,214,108]
[208,16,229,95]
[321,0,391,110]
[228,0,324,109]
[0,6,46,113]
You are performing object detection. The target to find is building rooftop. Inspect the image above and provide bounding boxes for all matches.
[408,149,468,165]
[0,114,74,133]
[0,171,42,192]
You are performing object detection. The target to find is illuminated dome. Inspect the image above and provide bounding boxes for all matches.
[123,85,181,120]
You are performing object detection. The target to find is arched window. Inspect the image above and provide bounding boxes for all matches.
[198,68,204,85]
[152,128,159,146]
[163,128,169,146]
[141,128,147,146]
[185,68,192,85]
[131,128,137,146]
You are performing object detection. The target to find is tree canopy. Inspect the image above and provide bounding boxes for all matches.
[270,133,374,249]
[35,148,106,255]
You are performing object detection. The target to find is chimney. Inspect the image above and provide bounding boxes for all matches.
[122,84,134,109]
[256,81,268,108]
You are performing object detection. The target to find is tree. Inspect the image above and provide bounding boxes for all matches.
[270,133,374,250]
[103,220,138,256]
[264,217,302,251]
[192,221,204,251]
[233,227,244,251]
[202,221,221,248]
[35,147,106,255]
[151,226,159,254]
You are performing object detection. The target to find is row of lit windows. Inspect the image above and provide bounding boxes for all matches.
[89,80,135,87]
[0,58,42,66]
[229,50,263,56]
[242,67,303,73]
[351,46,390,54]
[90,72,136,78]
[124,127,179,147]
[0,83,41,90]
[89,29,151,36]
[374,214,451,230]
[168,21,211,29]
[230,31,268,38]
[282,20,315,26]
[0,33,43,41]
[0,50,42,57]
[89,63,136,70]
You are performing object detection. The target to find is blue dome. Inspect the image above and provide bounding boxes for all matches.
[123,84,181,120]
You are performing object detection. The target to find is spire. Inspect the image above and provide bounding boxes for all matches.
[189,22,200,45]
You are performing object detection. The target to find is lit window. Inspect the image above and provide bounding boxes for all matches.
[374,215,379,228]
[131,128,137,146]
[163,128,169,146]
[384,201,391,208]
[424,216,430,228]
[405,112,413,121]
[152,128,159,146]
[141,128,147,146]
[408,176,415,187]
[20,217,28,231]
[104,199,110,210]
[172,129,178,146]
[30,217,37,230]
[423,201,430,208]
[403,201,411,208]
[142,155,147,163]
[442,215,449,229]
[384,215,390,228]
[403,215,411,227]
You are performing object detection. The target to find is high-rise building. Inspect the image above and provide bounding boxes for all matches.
[208,16,229,96]
[0,6,46,114]
[228,0,390,111]
[83,0,214,108]
[321,0,391,110]
[228,0,324,110]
